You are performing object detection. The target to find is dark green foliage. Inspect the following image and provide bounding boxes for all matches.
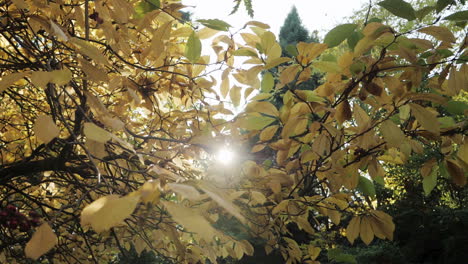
[279,7,314,53]
[112,245,174,264]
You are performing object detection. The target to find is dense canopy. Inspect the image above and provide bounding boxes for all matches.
[0,0,466,263]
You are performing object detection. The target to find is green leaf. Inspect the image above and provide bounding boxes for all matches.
[285,44,298,56]
[327,248,357,264]
[415,6,435,20]
[197,19,231,31]
[135,0,160,18]
[242,115,276,130]
[378,0,417,21]
[439,163,450,179]
[444,10,468,21]
[261,72,274,92]
[301,90,325,103]
[347,31,364,51]
[423,165,438,196]
[324,24,358,48]
[444,100,468,115]
[358,176,376,197]
[438,116,455,128]
[185,32,202,63]
[436,0,454,13]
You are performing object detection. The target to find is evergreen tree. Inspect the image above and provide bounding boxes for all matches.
[279,6,319,54]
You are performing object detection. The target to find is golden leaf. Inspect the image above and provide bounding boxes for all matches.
[25,223,58,260]
[33,115,60,144]
[370,210,395,240]
[346,216,361,244]
[409,103,440,136]
[80,194,139,232]
[380,120,405,148]
[198,182,246,223]
[360,216,374,245]
[260,125,279,141]
[162,201,218,242]
[83,122,112,143]
[0,72,28,93]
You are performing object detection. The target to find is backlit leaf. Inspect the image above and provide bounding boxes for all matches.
[185,32,202,63]
[83,122,112,143]
[80,194,139,232]
[197,19,231,31]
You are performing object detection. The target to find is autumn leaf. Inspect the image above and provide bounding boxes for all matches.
[80,194,139,232]
[25,223,58,260]
[33,115,60,144]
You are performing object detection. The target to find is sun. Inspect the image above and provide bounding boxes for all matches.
[215,147,236,165]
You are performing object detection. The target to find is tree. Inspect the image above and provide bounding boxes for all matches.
[279,6,318,54]
[0,0,467,264]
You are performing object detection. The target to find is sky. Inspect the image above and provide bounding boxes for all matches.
[183,0,370,38]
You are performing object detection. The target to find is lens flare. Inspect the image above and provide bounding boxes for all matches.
[215,147,235,165]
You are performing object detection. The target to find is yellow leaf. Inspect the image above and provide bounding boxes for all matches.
[79,59,108,82]
[370,210,395,240]
[230,85,242,107]
[307,245,321,260]
[280,64,301,86]
[380,120,405,148]
[360,216,374,245]
[409,103,440,136]
[198,182,246,223]
[83,122,112,143]
[346,216,361,244]
[354,36,374,56]
[162,201,218,242]
[328,209,341,225]
[85,139,107,159]
[264,57,291,69]
[167,182,201,201]
[418,26,456,43]
[353,103,370,128]
[247,101,279,117]
[369,216,386,240]
[251,144,266,153]
[296,42,327,65]
[140,181,161,204]
[250,191,267,205]
[71,37,110,66]
[80,194,139,232]
[50,20,68,41]
[260,125,279,141]
[220,77,230,98]
[25,223,58,260]
[0,72,28,93]
[33,115,60,144]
